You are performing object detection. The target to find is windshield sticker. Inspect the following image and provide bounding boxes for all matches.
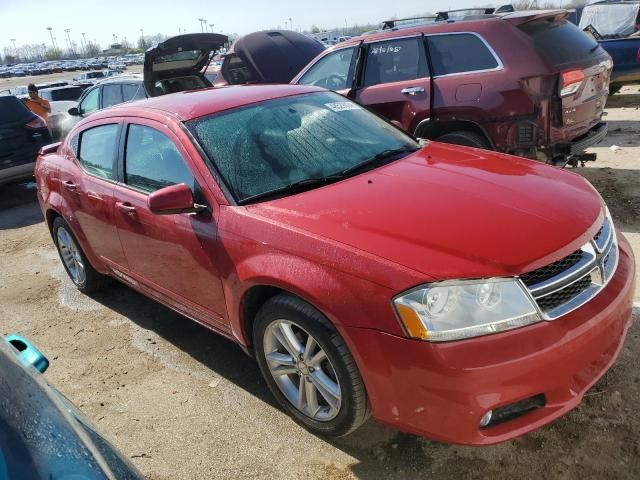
[324,102,361,112]
[370,45,402,55]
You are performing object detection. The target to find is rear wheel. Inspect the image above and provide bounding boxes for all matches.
[435,130,490,149]
[254,294,370,437]
[52,217,107,293]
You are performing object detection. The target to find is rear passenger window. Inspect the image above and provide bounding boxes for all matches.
[124,124,195,193]
[363,38,427,86]
[427,34,499,76]
[78,124,119,180]
[102,84,123,108]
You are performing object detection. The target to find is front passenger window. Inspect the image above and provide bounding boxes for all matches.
[297,47,357,90]
[124,125,195,193]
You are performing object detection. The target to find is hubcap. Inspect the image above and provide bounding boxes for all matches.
[264,320,341,421]
[56,227,86,286]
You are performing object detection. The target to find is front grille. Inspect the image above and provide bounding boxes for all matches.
[520,250,583,287]
[521,217,617,320]
[536,275,592,312]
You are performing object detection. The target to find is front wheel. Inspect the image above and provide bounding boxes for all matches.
[254,294,370,437]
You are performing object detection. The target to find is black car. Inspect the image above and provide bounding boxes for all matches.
[0,96,52,185]
[1,335,144,479]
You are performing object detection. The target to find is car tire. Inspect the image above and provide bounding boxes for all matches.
[254,293,370,437]
[52,216,108,293]
[436,130,490,149]
[609,85,622,95]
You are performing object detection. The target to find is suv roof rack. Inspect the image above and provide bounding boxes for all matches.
[380,16,438,30]
[435,5,514,21]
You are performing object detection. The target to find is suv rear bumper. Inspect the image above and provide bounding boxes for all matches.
[0,162,36,185]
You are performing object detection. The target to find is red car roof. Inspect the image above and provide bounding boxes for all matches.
[107,84,323,121]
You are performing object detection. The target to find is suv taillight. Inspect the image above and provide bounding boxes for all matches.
[559,69,585,97]
[25,116,47,129]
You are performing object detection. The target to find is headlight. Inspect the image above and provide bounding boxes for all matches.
[393,279,541,342]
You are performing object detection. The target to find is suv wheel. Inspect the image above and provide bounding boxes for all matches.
[254,294,370,437]
[436,130,490,149]
[52,217,108,293]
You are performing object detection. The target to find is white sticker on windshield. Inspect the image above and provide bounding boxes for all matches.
[324,102,361,112]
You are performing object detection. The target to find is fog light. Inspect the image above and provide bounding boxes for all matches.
[479,410,493,428]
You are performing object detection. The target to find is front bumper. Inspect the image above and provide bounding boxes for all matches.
[345,234,635,445]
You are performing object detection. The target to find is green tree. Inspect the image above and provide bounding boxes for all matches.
[310,24,321,33]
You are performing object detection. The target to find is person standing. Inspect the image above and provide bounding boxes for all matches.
[23,84,51,121]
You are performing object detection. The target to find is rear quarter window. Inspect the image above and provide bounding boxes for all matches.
[519,19,603,65]
[427,33,499,76]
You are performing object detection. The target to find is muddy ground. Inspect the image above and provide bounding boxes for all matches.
[0,86,639,480]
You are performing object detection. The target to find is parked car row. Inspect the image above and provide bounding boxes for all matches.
[0,54,142,79]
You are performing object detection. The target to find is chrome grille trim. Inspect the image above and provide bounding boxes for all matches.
[518,217,618,321]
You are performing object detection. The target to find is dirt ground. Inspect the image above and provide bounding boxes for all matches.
[0,85,639,480]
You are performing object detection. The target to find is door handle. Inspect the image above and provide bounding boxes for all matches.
[116,201,137,216]
[62,180,77,192]
[401,86,425,96]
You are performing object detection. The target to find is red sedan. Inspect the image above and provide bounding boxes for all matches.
[34,84,635,445]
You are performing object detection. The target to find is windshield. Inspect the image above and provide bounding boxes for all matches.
[187,91,418,203]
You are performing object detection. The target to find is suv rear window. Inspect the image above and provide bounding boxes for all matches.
[47,87,83,102]
[427,33,499,76]
[0,97,32,123]
[519,19,603,65]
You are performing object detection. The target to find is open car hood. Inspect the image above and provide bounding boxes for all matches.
[144,33,228,97]
[220,30,325,85]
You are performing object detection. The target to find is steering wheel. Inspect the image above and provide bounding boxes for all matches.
[324,74,345,90]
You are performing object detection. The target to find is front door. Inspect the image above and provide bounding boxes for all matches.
[355,36,431,133]
[111,120,227,327]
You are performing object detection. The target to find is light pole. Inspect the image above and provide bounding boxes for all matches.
[112,34,118,44]
[209,23,214,33]
[289,17,293,30]
[198,18,206,32]
[10,38,18,60]
[81,32,87,53]
[64,28,76,58]
[46,27,58,56]
[140,28,144,49]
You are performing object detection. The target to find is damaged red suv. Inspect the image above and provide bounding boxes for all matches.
[293,10,612,166]
[35,85,635,445]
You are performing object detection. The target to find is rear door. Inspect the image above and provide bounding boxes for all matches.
[58,121,127,266]
[355,36,431,132]
[112,119,227,327]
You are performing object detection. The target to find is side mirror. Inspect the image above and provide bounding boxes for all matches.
[147,183,208,215]
[5,335,50,373]
[68,107,80,116]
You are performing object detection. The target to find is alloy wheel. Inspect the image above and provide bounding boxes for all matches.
[56,227,86,286]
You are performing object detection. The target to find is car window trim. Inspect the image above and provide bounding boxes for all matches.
[426,31,504,79]
[360,34,428,88]
[76,122,123,183]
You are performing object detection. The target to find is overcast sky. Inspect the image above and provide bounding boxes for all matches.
[1,0,480,49]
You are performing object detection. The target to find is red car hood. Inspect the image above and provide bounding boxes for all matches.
[247,143,604,280]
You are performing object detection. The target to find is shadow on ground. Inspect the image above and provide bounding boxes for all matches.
[0,182,43,230]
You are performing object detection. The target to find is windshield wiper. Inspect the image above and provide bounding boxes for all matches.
[237,146,419,205]
[237,175,345,205]
[338,146,420,177]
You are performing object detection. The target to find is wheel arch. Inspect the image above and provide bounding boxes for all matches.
[414,119,494,149]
